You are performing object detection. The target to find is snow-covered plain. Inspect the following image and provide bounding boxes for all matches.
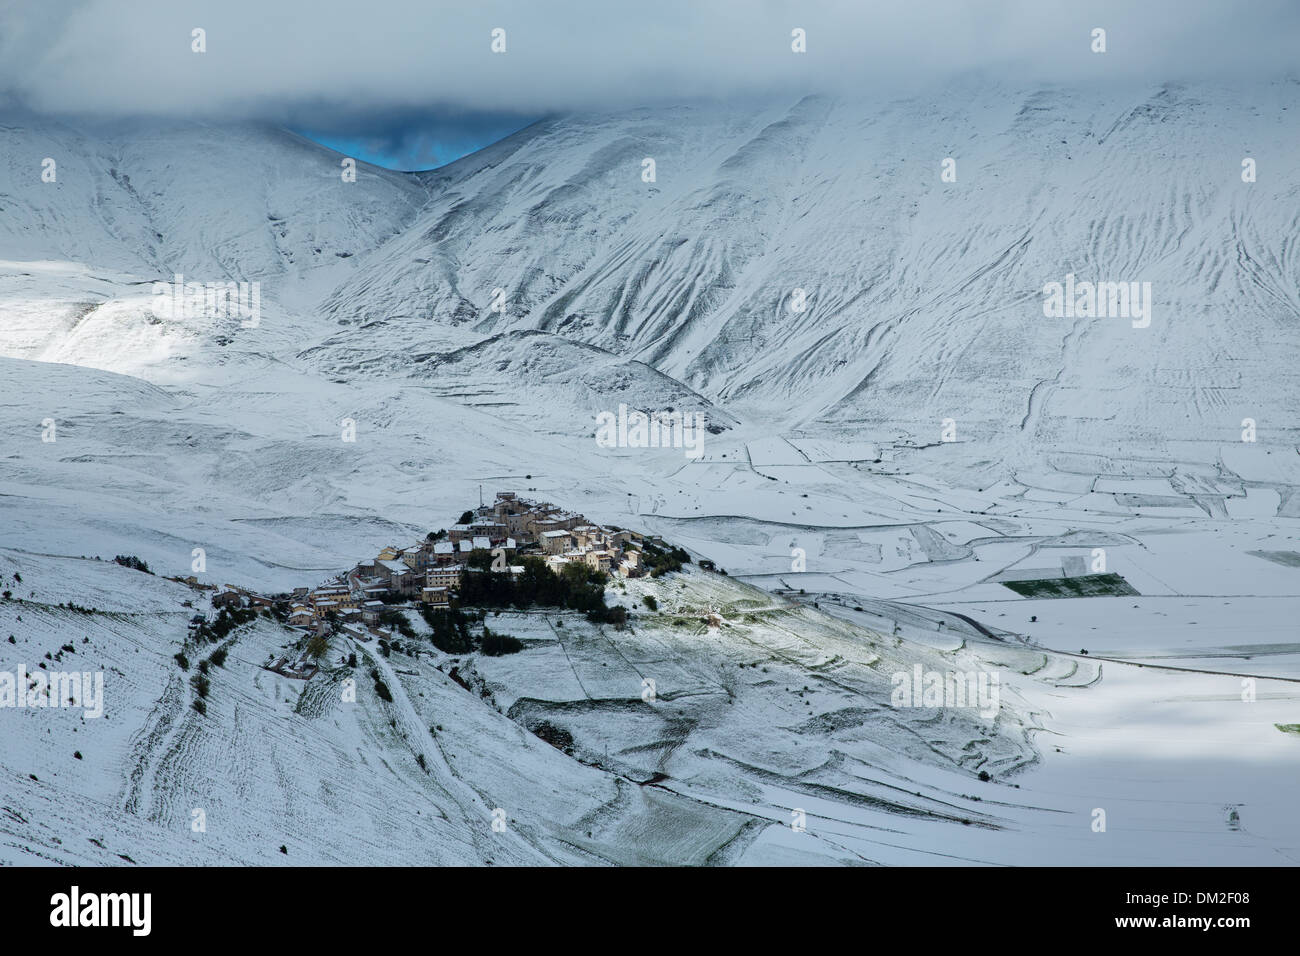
[1,83,1298,865]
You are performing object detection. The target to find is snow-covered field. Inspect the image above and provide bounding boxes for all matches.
[1,83,1298,865]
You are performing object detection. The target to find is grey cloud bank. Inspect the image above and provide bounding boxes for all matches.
[1,0,1296,123]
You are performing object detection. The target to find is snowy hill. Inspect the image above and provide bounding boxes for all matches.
[0,551,1046,866]
[318,83,1300,460]
[0,120,426,277]
[2,83,1299,866]
[6,85,1299,461]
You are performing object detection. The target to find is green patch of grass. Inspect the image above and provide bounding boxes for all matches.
[1275,723,1300,736]
[1001,573,1138,599]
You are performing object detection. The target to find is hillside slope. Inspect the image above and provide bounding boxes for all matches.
[313,83,1300,463]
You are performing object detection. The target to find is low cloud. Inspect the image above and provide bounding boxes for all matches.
[1,0,1296,124]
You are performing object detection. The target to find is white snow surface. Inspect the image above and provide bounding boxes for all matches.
[1,85,1299,865]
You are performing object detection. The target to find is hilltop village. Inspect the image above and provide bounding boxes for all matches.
[205,492,691,655]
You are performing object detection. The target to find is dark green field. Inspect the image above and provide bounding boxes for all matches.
[1000,573,1139,598]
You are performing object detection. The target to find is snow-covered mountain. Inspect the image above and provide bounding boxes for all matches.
[320,83,1300,457]
[6,83,1300,456]
[2,82,1299,866]
[0,120,425,276]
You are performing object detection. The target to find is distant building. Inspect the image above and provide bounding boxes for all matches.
[541,530,573,554]
[420,585,450,608]
[426,564,463,590]
[313,600,338,620]
[340,622,369,641]
[212,589,244,609]
[469,521,507,541]
[376,559,417,596]
[584,550,613,573]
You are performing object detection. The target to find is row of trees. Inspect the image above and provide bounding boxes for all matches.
[456,553,627,625]
[640,541,692,578]
[195,605,258,643]
[419,604,476,654]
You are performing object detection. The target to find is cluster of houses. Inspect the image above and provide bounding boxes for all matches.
[468,491,650,576]
[285,584,391,643]
[211,585,274,611]
[284,492,652,642]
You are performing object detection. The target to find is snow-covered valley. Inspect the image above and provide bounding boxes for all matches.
[2,82,1299,866]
